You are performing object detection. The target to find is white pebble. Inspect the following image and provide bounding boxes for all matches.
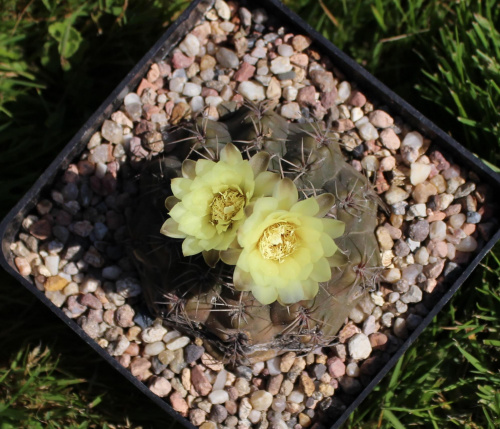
[402,131,424,149]
[142,325,168,343]
[250,390,273,411]
[337,81,351,103]
[95,162,107,179]
[124,92,142,105]
[182,82,202,97]
[277,44,293,57]
[270,56,292,74]
[449,213,466,229]
[358,123,379,141]
[408,203,427,218]
[163,330,181,344]
[429,221,447,240]
[410,163,432,185]
[44,255,60,276]
[179,33,200,57]
[281,102,301,119]
[215,0,231,20]
[414,246,430,265]
[190,95,205,112]
[238,81,265,101]
[166,336,190,350]
[348,333,372,360]
[266,357,282,376]
[283,86,298,101]
[169,77,186,93]
[208,389,229,404]
[144,341,166,356]
[346,362,360,377]
[350,107,364,122]
[213,369,227,391]
[456,236,478,252]
[205,95,223,106]
[361,155,379,172]
[287,391,304,403]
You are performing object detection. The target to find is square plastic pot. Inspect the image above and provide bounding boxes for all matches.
[1,0,499,428]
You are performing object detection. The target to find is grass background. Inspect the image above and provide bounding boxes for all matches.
[0,0,499,427]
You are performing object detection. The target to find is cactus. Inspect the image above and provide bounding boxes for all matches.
[127,102,383,364]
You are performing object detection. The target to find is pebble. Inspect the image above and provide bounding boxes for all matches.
[270,56,292,74]
[185,344,205,364]
[15,257,31,276]
[149,376,172,397]
[166,336,191,350]
[115,304,135,328]
[358,122,379,141]
[250,390,273,410]
[210,404,228,423]
[368,110,393,128]
[238,81,265,101]
[409,220,430,242]
[281,102,301,119]
[456,236,478,252]
[410,163,432,185]
[179,34,200,57]
[144,342,166,356]
[327,357,345,378]
[209,389,229,405]
[347,333,372,360]
[300,373,315,397]
[216,47,239,69]
[401,285,423,303]
[190,409,207,426]
[385,186,409,205]
[170,391,189,416]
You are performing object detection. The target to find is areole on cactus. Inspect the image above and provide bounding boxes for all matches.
[128,101,383,364]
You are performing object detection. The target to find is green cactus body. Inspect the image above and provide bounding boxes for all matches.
[127,103,382,364]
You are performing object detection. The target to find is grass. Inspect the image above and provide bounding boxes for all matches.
[0,0,499,428]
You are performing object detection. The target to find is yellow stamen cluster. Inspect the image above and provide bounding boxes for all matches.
[210,189,245,227]
[258,222,298,262]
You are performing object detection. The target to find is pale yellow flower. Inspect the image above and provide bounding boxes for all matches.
[223,178,345,305]
[160,143,278,260]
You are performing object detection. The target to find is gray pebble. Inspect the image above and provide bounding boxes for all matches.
[185,344,205,364]
[409,220,430,242]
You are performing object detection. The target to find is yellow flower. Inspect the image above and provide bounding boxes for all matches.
[160,143,279,260]
[222,178,345,305]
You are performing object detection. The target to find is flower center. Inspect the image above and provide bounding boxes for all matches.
[210,189,245,227]
[258,222,298,262]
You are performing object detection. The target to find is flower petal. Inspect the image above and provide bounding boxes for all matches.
[220,142,243,164]
[202,249,220,268]
[320,233,338,257]
[160,218,186,239]
[277,282,304,305]
[249,151,271,177]
[182,237,204,256]
[182,159,196,179]
[273,178,298,209]
[220,248,242,265]
[302,279,319,301]
[327,251,348,267]
[310,257,332,282]
[171,177,192,198]
[234,266,254,291]
[291,197,319,216]
[165,196,180,210]
[315,193,335,218]
[254,171,280,198]
[322,218,346,239]
[195,159,216,176]
[252,284,279,305]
